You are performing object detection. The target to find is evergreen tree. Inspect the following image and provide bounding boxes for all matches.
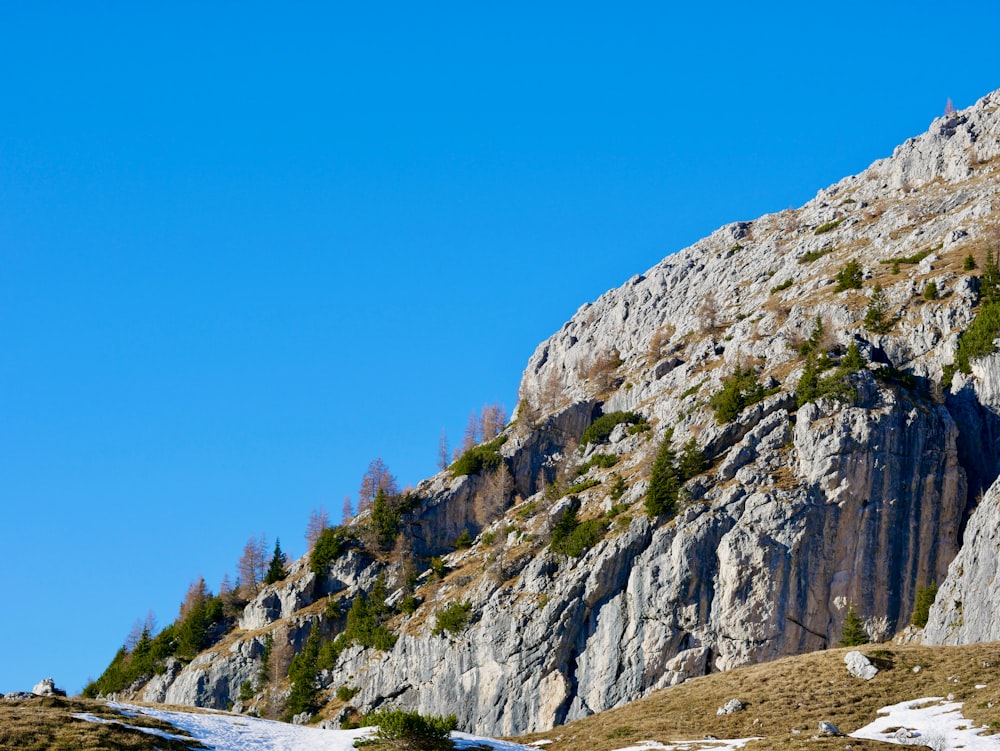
[645,430,680,518]
[863,283,892,334]
[911,582,938,628]
[678,438,707,481]
[982,246,1000,304]
[839,605,870,647]
[264,538,288,585]
[284,623,321,719]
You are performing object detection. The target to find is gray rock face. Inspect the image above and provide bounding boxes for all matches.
[924,473,1000,645]
[239,571,317,631]
[121,90,1000,736]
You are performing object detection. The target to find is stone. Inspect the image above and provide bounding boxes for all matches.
[3,692,34,701]
[716,698,744,715]
[844,651,878,680]
[818,721,842,736]
[31,678,65,697]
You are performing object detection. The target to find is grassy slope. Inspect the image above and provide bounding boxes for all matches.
[516,643,1000,751]
[0,696,206,751]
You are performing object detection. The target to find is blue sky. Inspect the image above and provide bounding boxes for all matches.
[1,2,998,695]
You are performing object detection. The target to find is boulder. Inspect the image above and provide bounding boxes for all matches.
[844,651,878,680]
[31,678,65,697]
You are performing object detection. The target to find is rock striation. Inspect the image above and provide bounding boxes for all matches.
[113,90,1000,735]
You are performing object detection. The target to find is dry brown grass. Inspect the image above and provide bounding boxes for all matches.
[0,696,206,751]
[514,642,1000,751]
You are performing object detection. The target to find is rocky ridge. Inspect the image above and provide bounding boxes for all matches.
[115,90,1000,736]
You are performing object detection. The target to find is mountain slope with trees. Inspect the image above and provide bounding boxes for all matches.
[89,89,1000,737]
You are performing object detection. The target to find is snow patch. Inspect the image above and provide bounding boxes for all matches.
[851,696,1000,749]
[74,703,537,751]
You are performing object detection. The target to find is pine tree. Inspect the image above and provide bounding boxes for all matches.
[981,246,1000,304]
[264,538,288,585]
[645,430,680,518]
[839,605,870,647]
[678,438,707,481]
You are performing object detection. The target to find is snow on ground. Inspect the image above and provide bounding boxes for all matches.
[75,702,536,751]
[851,696,1000,749]
[606,739,760,751]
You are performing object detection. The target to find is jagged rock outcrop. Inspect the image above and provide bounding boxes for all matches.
[117,90,1000,736]
[924,460,1000,645]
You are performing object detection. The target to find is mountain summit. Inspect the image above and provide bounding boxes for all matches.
[92,89,1000,737]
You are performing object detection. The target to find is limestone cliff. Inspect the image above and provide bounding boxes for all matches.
[115,90,1000,735]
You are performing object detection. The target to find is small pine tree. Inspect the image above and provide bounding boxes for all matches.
[863,283,892,334]
[923,280,938,301]
[453,529,473,549]
[839,605,870,647]
[911,582,938,628]
[982,246,1000,304]
[835,260,863,292]
[645,431,680,518]
[678,438,707,481]
[264,538,288,585]
[964,253,977,271]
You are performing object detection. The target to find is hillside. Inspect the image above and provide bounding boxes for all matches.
[11,642,1000,750]
[88,89,1000,737]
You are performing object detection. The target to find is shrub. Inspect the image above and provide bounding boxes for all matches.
[360,709,458,751]
[798,315,826,357]
[709,366,771,424]
[964,253,978,271]
[880,248,933,267]
[923,280,938,301]
[322,589,398,665]
[453,529,473,549]
[834,260,863,291]
[550,499,609,557]
[609,474,627,501]
[577,453,617,475]
[955,301,1000,373]
[814,218,845,235]
[839,605,870,647]
[432,600,473,637]
[450,435,507,476]
[337,685,360,702]
[430,557,449,580]
[563,478,600,496]
[580,411,643,445]
[310,526,346,575]
[911,582,938,628]
[795,343,865,407]
[798,248,832,264]
[770,278,794,294]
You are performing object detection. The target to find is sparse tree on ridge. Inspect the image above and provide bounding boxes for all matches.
[237,533,268,599]
[305,506,330,551]
[264,538,288,585]
[460,411,480,455]
[437,429,450,472]
[341,495,354,524]
[478,402,507,442]
[359,457,398,512]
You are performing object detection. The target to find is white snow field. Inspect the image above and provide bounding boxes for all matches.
[74,702,534,751]
[851,697,1000,749]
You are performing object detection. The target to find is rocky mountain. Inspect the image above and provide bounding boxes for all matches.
[104,89,1000,737]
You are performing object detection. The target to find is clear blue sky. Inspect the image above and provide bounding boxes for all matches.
[1,2,997,695]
